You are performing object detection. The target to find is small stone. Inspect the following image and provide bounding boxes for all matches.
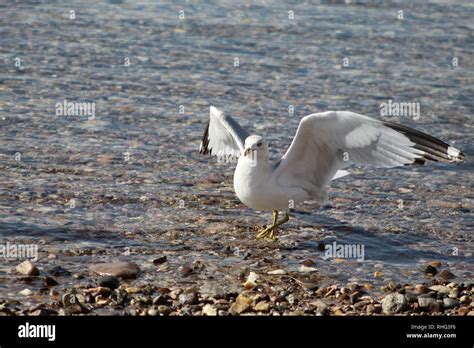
[366,304,375,314]
[382,293,407,314]
[415,284,428,294]
[229,294,252,314]
[16,261,39,276]
[354,300,371,309]
[44,276,58,286]
[254,301,270,313]
[440,270,455,280]
[459,295,470,304]
[152,256,167,265]
[443,298,460,309]
[148,308,158,316]
[421,264,437,275]
[467,311,474,316]
[364,283,374,291]
[458,307,469,316]
[89,262,140,279]
[98,275,120,290]
[19,288,33,296]
[267,269,287,275]
[302,259,316,267]
[429,285,450,294]
[180,266,194,277]
[243,272,259,289]
[95,295,108,305]
[429,261,442,268]
[84,287,111,297]
[202,304,217,316]
[404,292,418,303]
[373,271,383,278]
[418,297,439,312]
[157,305,172,315]
[178,291,199,305]
[448,289,459,299]
[299,265,317,273]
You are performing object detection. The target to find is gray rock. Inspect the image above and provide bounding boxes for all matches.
[16,261,39,276]
[89,262,140,279]
[418,297,440,312]
[98,275,120,290]
[443,298,460,309]
[178,292,199,305]
[382,293,408,314]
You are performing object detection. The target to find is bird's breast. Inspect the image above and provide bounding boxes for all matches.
[233,158,290,211]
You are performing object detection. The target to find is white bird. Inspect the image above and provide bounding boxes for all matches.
[200,106,465,240]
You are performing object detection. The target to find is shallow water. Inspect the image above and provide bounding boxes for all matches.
[1,0,473,300]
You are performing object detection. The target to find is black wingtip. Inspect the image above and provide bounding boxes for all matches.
[383,121,465,165]
[199,120,211,155]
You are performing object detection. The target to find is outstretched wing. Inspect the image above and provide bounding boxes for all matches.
[274,111,465,189]
[199,106,250,158]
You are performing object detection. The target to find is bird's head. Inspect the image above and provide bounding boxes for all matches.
[243,135,268,161]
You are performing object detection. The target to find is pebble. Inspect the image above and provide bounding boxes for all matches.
[459,295,470,304]
[180,265,194,277]
[448,289,459,299]
[89,262,140,279]
[254,301,270,313]
[16,261,39,276]
[98,275,120,290]
[229,294,251,314]
[415,284,428,294]
[157,305,172,315]
[458,307,469,316]
[382,293,407,314]
[202,304,218,316]
[243,272,259,289]
[421,264,437,275]
[443,298,460,309]
[267,269,287,275]
[44,276,58,286]
[429,261,442,268]
[373,271,383,278]
[298,265,317,273]
[152,256,167,265]
[178,291,199,305]
[418,297,440,312]
[429,285,450,294]
[19,288,33,296]
[440,270,455,280]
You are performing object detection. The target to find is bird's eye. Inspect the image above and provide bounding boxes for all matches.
[257,143,263,147]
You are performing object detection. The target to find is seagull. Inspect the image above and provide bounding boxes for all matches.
[199,106,465,240]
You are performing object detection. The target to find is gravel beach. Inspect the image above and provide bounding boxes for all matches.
[0,0,473,316]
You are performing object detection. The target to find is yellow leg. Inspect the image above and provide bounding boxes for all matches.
[268,212,289,239]
[256,210,278,239]
[256,211,290,240]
